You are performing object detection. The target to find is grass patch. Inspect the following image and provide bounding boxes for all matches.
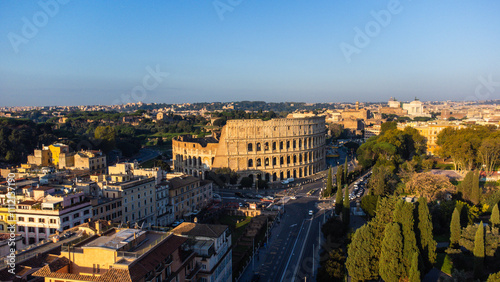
[236,217,252,228]
[436,253,453,275]
[435,163,454,170]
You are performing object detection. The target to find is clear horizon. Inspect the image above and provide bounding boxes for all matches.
[1,1,500,107]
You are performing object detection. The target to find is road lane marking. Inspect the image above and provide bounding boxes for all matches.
[280,219,307,282]
[292,218,313,280]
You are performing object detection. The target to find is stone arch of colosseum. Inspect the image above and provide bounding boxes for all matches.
[172,116,326,182]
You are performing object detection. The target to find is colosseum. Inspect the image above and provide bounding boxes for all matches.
[172,115,327,182]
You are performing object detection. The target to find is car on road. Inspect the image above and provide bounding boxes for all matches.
[281,180,289,184]
[308,210,313,216]
[290,196,296,200]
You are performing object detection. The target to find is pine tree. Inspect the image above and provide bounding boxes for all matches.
[450,207,461,248]
[335,182,343,215]
[325,167,333,197]
[393,200,419,276]
[471,170,481,205]
[379,222,405,282]
[416,197,437,266]
[346,224,378,281]
[409,252,421,282]
[343,185,350,226]
[473,221,485,279]
[491,202,500,228]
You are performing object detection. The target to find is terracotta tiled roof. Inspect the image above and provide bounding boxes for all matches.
[32,235,188,282]
[128,235,187,281]
[171,222,228,238]
[33,262,132,282]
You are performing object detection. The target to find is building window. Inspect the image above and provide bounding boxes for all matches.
[247,143,253,152]
[29,218,34,222]
[256,143,261,151]
[18,217,24,222]
[256,158,262,167]
[28,227,35,233]
[39,218,45,223]
[248,159,253,167]
[280,141,283,150]
[18,226,25,232]
[84,210,90,215]
[39,227,45,233]
[73,213,79,219]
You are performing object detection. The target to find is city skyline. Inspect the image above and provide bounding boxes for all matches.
[1,1,500,107]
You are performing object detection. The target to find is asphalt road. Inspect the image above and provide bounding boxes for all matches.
[238,178,326,282]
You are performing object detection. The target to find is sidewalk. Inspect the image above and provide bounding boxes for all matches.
[238,213,286,282]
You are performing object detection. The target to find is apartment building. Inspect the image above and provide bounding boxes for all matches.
[156,181,173,226]
[90,196,123,223]
[169,176,213,221]
[16,191,92,244]
[172,222,232,282]
[74,150,107,172]
[399,122,463,155]
[104,177,156,227]
[33,228,197,282]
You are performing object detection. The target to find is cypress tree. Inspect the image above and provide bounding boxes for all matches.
[336,165,343,188]
[491,202,500,228]
[393,200,419,276]
[379,222,405,282]
[471,170,481,205]
[343,185,350,226]
[344,156,349,183]
[346,224,378,281]
[416,197,437,266]
[408,252,420,282]
[473,221,485,279]
[460,171,474,202]
[450,207,461,248]
[369,197,398,270]
[335,181,343,215]
[325,167,333,197]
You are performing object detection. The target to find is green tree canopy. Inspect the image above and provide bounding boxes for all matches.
[416,197,437,266]
[379,222,405,282]
[450,207,461,248]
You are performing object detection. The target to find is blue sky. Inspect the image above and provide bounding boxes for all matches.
[1,0,499,106]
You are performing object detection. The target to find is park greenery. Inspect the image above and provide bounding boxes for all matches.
[324,121,500,280]
[437,125,500,173]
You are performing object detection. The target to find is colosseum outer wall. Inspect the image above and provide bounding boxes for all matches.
[173,116,327,182]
